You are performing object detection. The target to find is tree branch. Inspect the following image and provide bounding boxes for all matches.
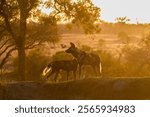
[0,43,15,56]
[0,39,10,50]
[0,47,16,68]
[25,40,44,50]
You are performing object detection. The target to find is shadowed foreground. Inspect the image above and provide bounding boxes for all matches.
[0,78,150,100]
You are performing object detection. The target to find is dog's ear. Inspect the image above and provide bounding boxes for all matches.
[70,42,75,48]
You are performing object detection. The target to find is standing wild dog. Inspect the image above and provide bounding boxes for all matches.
[42,59,78,82]
[65,42,102,78]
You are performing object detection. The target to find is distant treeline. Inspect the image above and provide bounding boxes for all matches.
[58,23,150,35]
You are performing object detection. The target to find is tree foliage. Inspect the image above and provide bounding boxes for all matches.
[44,0,100,34]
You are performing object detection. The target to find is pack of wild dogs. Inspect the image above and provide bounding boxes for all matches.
[42,42,102,82]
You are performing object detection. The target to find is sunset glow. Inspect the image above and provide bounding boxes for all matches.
[92,0,150,23]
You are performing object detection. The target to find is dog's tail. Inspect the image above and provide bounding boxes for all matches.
[42,65,52,76]
[99,62,102,74]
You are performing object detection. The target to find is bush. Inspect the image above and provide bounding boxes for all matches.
[13,48,50,81]
[52,51,74,61]
[26,49,50,81]
[118,31,130,44]
[123,46,150,76]
[95,50,125,77]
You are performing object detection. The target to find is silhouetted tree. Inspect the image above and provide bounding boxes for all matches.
[0,0,100,81]
[115,16,130,24]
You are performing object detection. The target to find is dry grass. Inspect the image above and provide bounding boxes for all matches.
[45,33,141,56]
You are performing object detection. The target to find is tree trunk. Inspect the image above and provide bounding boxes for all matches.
[17,23,26,81]
[17,43,26,81]
[0,68,2,80]
[17,1,27,81]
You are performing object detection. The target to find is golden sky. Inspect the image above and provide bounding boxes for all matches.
[92,0,150,23]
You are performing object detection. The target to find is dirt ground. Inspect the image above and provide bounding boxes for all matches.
[0,77,150,100]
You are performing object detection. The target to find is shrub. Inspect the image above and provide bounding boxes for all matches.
[118,31,130,44]
[123,46,150,76]
[52,51,74,61]
[26,49,50,81]
[13,48,50,81]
